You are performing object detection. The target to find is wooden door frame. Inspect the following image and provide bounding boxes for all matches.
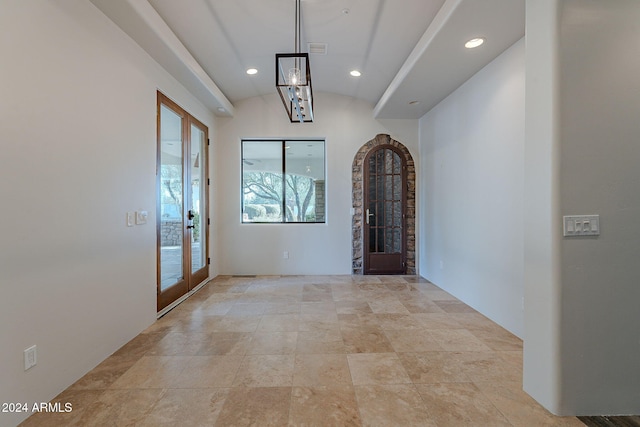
[156,92,210,311]
[157,93,188,311]
[363,144,407,275]
[352,134,416,275]
[187,116,210,289]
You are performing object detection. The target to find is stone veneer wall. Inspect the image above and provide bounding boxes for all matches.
[352,134,416,275]
[161,220,182,246]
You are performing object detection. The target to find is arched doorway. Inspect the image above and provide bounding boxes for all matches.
[352,134,416,275]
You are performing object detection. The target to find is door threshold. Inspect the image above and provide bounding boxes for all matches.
[157,277,211,319]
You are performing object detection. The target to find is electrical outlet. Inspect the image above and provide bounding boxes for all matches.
[24,345,37,371]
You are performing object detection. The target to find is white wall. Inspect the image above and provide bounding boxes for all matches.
[522,0,563,413]
[0,2,215,426]
[418,38,525,336]
[525,0,640,415]
[214,93,418,275]
[556,0,640,414]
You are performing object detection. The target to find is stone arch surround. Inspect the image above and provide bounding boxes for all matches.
[352,134,416,275]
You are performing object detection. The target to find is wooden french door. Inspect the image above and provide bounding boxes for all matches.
[363,145,407,274]
[157,93,209,311]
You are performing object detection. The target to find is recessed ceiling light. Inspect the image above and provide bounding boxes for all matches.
[217,107,226,113]
[465,38,485,49]
[350,70,361,77]
[246,68,258,75]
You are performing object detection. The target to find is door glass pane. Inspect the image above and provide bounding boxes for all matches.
[369,227,376,252]
[385,175,393,200]
[159,104,183,290]
[376,175,384,200]
[368,173,376,202]
[393,174,401,200]
[190,124,206,273]
[393,229,401,253]
[394,201,402,227]
[385,149,394,174]
[393,151,401,174]
[367,148,403,255]
[376,150,384,174]
[385,201,393,227]
[385,228,394,253]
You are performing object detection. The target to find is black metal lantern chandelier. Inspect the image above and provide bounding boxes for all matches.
[276,0,314,123]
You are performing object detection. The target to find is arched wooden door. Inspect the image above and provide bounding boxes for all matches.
[363,145,407,274]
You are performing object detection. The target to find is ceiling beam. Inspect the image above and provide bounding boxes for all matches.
[90,0,234,117]
[373,0,461,118]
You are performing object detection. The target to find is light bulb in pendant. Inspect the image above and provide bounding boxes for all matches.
[288,68,300,85]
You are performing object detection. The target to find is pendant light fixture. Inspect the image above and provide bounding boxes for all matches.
[276,0,314,123]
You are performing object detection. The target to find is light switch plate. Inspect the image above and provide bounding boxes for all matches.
[563,215,599,237]
[126,212,135,227]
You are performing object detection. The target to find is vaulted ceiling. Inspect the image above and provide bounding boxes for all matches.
[90,0,524,119]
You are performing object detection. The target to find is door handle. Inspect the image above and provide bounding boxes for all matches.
[187,210,195,220]
[366,208,375,224]
[186,225,195,229]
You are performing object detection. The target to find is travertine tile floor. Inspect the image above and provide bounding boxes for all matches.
[20,275,585,426]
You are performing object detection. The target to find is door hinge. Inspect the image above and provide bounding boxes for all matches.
[207,218,210,225]
[207,178,210,185]
[207,257,211,265]
[207,138,210,146]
